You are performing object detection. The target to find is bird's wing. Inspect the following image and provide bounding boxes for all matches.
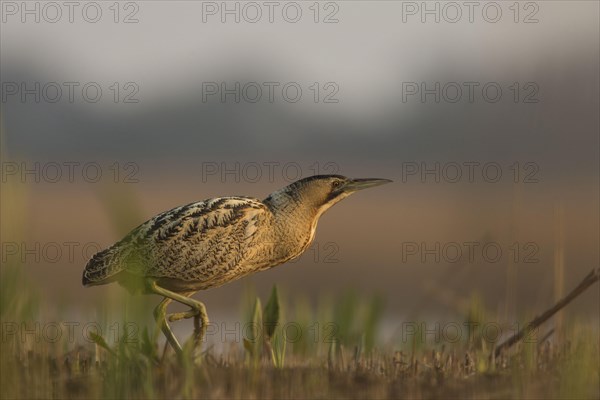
[83,196,271,286]
[114,196,271,282]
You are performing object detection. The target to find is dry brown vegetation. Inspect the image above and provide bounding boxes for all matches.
[1,261,598,399]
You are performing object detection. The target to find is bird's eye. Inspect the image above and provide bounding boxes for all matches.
[332,180,342,189]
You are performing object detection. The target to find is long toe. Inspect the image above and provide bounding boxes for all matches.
[168,309,197,322]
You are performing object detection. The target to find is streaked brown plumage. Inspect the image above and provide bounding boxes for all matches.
[83,175,391,354]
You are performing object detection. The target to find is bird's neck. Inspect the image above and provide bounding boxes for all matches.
[263,190,320,254]
[264,190,318,226]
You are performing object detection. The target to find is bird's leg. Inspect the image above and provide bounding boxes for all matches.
[166,291,204,349]
[167,291,198,322]
[168,309,197,322]
[163,291,207,351]
[153,297,170,339]
[147,280,209,350]
[152,296,182,356]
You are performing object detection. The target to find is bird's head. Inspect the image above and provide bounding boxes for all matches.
[265,175,392,218]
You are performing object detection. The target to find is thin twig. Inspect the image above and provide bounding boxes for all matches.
[494,267,599,359]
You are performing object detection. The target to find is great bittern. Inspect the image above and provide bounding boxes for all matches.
[83,175,391,354]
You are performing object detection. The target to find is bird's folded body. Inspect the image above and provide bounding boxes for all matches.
[82,175,391,354]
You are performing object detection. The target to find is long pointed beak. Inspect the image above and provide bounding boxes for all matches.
[342,178,393,193]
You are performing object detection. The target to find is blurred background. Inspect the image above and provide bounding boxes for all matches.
[1,1,598,342]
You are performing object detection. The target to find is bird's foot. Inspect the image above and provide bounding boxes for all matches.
[167,310,197,322]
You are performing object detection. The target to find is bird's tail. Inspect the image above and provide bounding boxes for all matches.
[82,246,123,286]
